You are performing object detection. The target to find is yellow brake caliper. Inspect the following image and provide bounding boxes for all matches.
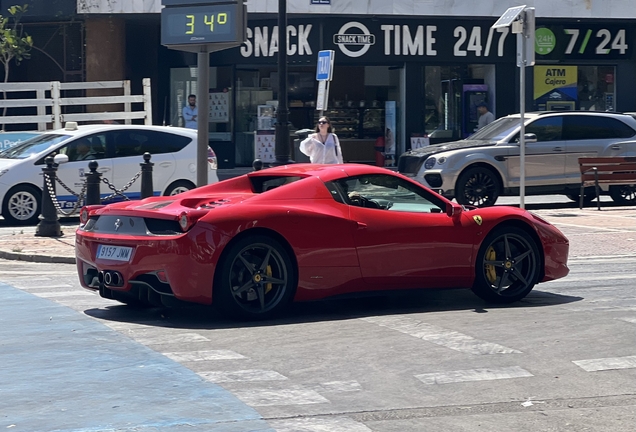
[265,265,273,294]
[485,246,497,283]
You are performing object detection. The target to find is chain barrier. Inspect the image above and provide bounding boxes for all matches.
[44,169,142,215]
[100,170,141,202]
[43,172,87,216]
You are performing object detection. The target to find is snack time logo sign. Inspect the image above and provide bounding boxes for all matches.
[232,19,631,62]
[237,18,518,62]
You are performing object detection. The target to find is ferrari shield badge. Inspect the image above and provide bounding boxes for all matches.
[473,215,483,226]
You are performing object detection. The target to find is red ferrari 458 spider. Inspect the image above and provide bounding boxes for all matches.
[75,163,569,319]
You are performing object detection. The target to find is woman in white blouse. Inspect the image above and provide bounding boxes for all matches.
[299,116,344,164]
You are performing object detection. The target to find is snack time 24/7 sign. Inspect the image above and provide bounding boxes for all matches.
[212,17,632,63]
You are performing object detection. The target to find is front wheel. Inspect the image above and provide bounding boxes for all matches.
[473,227,541,303]
[214,234,297,320]
[455,167,500,207]
[609,184,636,206]
[2,185,41,225]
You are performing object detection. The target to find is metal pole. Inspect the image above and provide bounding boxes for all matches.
[140,152,154,199]
[85,161,101,205]
[274,0,292,165]
[35,156,62,237]
[519,26,526,210]
[197,49,210,187]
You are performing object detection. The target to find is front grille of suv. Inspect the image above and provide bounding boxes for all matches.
[398,154,425,174]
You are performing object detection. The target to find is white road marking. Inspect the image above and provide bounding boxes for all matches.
[617,317,636,324]
[34,290,95,298]
[415,366,534,385]
[163,350,246,362]
[13,285,74,290]
[573,355,636,372]
[361,315,521,355]
[234,387,329,407]
[199,369,287,383]
[270,417,373,432]
[134,332,210,345]
[309,380,362,393]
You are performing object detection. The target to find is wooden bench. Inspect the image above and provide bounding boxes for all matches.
[578,156,636,210]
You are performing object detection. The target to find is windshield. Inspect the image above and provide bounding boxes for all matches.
[467,117,521,141]
[0,134,71,159]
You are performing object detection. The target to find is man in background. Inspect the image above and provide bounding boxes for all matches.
[182,94,198,129]
[476,101,495,129]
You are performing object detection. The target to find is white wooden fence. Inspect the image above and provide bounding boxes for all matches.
[0,78,152,131]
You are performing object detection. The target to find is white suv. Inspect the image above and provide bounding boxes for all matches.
[0,123,218,224]
[399,111,636,207]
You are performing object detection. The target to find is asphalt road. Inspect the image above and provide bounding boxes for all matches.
[1,235,635,431]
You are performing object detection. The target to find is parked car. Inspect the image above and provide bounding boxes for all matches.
[398,111,636,207]
[0,123,218,224]
[75,163,569,320]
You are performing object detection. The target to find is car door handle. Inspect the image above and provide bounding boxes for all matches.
[552,147,563,152]
[611,144,621,150]
[98,167,111,173]
[159,162,173,167]
[356,222,367,230]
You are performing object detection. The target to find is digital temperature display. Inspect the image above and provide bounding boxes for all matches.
[161,4,240,45]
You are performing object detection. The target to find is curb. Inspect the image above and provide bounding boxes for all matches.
[0,250,76,264]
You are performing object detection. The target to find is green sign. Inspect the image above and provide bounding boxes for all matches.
[535,27,556,55]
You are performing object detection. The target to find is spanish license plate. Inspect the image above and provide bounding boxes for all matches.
[96,245,133,262]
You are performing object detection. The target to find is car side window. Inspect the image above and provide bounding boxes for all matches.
[563,115,636,140]
[59,134,107,162]
[333,174,446,213]
[138,130,192,155]
[524,117,564,142]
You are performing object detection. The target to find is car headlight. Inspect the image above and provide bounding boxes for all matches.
[424,157,437,169]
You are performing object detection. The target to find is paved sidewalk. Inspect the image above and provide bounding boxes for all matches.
[0,206,634,264]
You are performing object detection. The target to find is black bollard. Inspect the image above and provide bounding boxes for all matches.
[252,158,263,171]
[140,152,154,199]
[35,156,63,237]
[85,160,101,205]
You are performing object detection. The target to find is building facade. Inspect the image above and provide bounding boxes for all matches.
[8,0,636,166]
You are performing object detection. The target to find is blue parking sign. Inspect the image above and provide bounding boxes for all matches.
[316,50,334,81]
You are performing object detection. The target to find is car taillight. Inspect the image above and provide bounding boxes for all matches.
[177,209,208,232]
[207,147,218,170]
[79,205,105,224]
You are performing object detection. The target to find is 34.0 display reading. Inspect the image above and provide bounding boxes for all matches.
[184,12,229,35]
[161,4,238,45]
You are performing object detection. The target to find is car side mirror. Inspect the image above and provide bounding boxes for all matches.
[446,202,463,218]
[524,133,538,143]
[54,154,69,165]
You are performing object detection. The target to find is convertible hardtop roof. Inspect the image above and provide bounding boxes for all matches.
[246,163,394,182]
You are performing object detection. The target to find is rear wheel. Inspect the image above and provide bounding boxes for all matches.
[609,184,636,206]
[455,167,501,207]
[164,180,195,196]
[2,185,41,225]
[473,227,541,303]
[214,234,296,320]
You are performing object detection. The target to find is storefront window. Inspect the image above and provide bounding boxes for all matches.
[423,64,495,143]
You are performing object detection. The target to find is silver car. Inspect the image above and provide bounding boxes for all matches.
[398,111,636,207]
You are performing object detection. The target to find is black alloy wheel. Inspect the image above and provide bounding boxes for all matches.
[473,227,540,303]
[455,167,500,207]
[214,234,296,320]
[609,184,636,206]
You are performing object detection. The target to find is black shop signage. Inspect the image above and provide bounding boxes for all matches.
[209,17,634,64]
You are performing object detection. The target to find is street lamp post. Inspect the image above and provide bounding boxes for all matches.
[273,0,293,165]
